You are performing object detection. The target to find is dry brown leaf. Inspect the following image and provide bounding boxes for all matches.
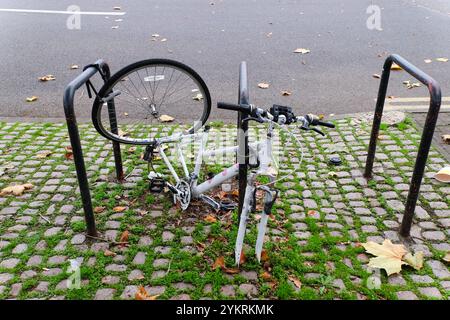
[288,275,302,289]
[212,256,225,270]
[281,90,292,96]
[0,183,34,196]
[239,252,246,265]
[104,249,117,257]
[159,114,174,122]
[39,75,56,82]
[293,48,310,54]
[391,63,402,71]
[192,93,203,101]
[260,271,272,281]
[361,239,407,275]
[442,134,450,144]
[26,96,38,102]
[64,146,74,160]
[258,82,270,89]
[113,206,127,213]
[135,286,159,300]
[36,151,52,159]
[94,206,105,213]
[307,210,317,216]
[224,267,240,274]
[204,215,217,223]
[260,250,269,262]
[119,230,129,243]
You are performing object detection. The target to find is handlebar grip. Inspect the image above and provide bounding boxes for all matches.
[316,120,335,128]
[217,102,251,113]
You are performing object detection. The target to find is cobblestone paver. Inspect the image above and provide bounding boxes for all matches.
[0,118,448,300]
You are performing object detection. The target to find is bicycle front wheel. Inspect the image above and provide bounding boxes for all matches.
[92,59,211,144]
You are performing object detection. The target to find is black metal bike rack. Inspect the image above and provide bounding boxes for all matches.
[64,60,124,237]
[364,54,442,239]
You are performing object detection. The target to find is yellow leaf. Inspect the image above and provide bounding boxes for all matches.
[442,134,450,144]
[403,251,423,270]
[444,252,450,262]
[118,129,128,137]
[293,48,310,54]
[135,286,159,300]
[391,63,402,71]
[113,206,127,213]
[127,146,137,154]
[436,58,448,62]
[159,114,174,122]
[258,82,270,89]
[36,151,52,158]
[26,96,38,102]
[70,65,79,70]
[0,183,34,196]
[39,75,56,82]
[362,239,408,276]
[94,206,105,213]
[260,271,272,281]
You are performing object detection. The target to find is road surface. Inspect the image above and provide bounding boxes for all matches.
[0,0,449,122]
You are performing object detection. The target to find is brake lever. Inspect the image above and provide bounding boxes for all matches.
[300,126,325,136]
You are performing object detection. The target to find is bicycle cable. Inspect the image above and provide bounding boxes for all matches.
[257,119,304,187]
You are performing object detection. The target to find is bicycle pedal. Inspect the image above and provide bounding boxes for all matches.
[219,201,236,211]
[149,177,165,193]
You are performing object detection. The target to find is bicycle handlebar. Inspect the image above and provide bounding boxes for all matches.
[217,102,252,114]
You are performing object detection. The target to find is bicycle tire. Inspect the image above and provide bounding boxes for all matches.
[92,59,211,145]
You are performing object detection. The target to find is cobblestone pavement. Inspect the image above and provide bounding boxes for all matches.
[411,111,450,162]
[0,116,448,300]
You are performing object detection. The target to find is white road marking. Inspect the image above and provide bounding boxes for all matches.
[384,96,450,111]
[0,8,126,16]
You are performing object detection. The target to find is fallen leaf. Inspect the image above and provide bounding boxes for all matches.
[260,271,272,281]
[328,171,337,178]
[0,183,34,196]
[113,6,121,10]
[36,151,52,159]
[444,252,450,262]
[258,82,270,89]
[104,249,117,257]
[135,286,159,300]
[113,206,127,213]
[119,230,129,243]
[26,96,38,102]
[127,146,137,153]
[293,48,310,54]
[64,146,74,160]
[224,267,240,274]
[266,32,273,37]
[212,256,225,270]
[403,251,423,270]
[436,58,449,62]
[307,210,317,216]
[442,134,450,144]
[160,38,167,42]
[260,250,269,262]
[361,239,407,276]
[281,90,292,96]
[424,59,432,64]
[111,26,119,29]
[288,275,302,289]
[192,93,203,101]
[94,206,105,213]
[70,65,79,70]
[118,129,128,137]
[391,63,402,71]
[239,252,246,265]
[39,75,56,82]
[372,74,381,79]
[159,114,174,122]
[151,34,160,38]
[204,215,217,223]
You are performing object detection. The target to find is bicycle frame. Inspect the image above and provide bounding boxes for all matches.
[153,122,277,201]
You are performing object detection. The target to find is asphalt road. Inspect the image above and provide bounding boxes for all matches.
[0,0,449,122]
